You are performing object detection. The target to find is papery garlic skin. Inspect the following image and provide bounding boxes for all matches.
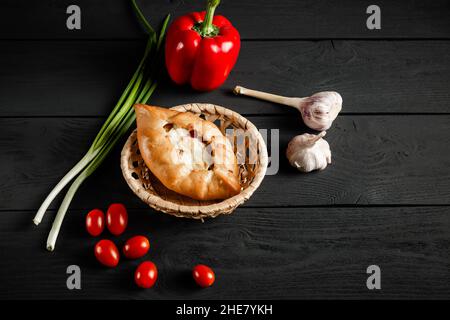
[298,91,342,131]
[286,132,331,173]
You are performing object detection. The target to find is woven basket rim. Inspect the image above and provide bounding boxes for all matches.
[120,103,268,218]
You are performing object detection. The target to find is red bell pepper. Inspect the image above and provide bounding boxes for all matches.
[165,0,240,91]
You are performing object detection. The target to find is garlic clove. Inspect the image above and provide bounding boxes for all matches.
[286,131,331,173]
[298,91,342,131]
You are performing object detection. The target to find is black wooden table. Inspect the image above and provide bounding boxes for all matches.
[0,0,449,299]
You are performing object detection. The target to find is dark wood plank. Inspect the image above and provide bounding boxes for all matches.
[0,206,448,299]
[1,115,449,211]
[0,41,145,117]
[1,40,450,116]
[0,0,449,39]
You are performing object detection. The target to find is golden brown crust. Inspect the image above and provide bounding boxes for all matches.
[134,104,241,200]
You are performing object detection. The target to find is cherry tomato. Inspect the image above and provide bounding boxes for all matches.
[94,239,120,267]
[106,203,128,236]
[85,209,105,237]
[134,261,158,288]
[123,235,150,259]
[192,264,215,288]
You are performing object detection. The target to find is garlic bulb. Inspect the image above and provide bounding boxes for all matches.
[233,86,342,131]
[286,131,331,173]
[298,91,342,131]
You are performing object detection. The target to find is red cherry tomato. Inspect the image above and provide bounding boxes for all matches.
[94,239,120,267]
[135,261,158,288]
[106,203,128,236]
[85,209,105,237]
[123,235,150,259]
[193,264,215,288]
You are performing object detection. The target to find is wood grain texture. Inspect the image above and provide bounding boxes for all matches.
[0,115,449,211]
[1,40,450,116]
[0,207,448,299]
[0,0,449,39]
[1,0,449,301]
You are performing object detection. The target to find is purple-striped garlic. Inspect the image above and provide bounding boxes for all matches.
[234,86,342,131]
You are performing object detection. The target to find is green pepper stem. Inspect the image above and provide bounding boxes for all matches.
[201,0,220,36]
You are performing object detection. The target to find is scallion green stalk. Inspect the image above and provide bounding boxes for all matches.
[33,38,153,226]
[46,81,159,251]
[34,1,171,251]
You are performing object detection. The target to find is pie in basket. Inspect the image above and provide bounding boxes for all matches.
[134,104,241,200]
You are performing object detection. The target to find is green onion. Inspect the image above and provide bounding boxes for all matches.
[34,1,171,251]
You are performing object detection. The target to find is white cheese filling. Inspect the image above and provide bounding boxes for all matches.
[167,127,213,171]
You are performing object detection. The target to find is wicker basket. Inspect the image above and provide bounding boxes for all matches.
[120,103,268,219]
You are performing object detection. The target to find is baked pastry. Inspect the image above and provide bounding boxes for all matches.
[134,104,241,200]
